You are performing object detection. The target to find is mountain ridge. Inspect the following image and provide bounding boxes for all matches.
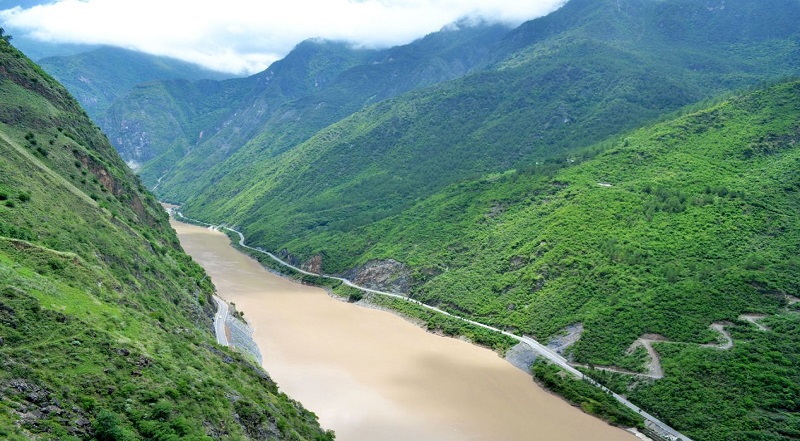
[39,46,233,120]
[175,0,800,254]
[95,23,512,186]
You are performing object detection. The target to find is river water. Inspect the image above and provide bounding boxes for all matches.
[172,220,636,441]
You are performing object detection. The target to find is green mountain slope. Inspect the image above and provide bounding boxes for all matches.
[111,39,379,183]
[100,24,510,188]
[0,39,331,440]
[39,46,232,120]
[253,79,800,441]
[176,0,800,252]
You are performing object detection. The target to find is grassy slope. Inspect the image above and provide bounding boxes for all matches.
[276,80,800,440]
[0,39,332,440]
[179,0,800,253]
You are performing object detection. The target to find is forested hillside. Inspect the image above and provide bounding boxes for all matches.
[150,4,800,437]
[226,79,800,441]
[103,39,378,180]
[175,0,800,253]
[0,37,332,440]
[272,80,800,441]
[95,23,511,187]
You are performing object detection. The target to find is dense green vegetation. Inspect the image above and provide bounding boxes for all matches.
[176,0,800,257]
[127,2,800,439]
[95,24,510,189]
[602,317,800,440]
[0,38,331,439]
[532,361,644,429]
[203,78,800,440]
[28,1,800,439]
[314,80,800,440]
[100,40,378,177]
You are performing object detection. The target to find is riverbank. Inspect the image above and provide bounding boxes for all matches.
[172,218,639,441]
[169,210,691,439]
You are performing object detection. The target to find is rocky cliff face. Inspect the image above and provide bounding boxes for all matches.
[344,259,412,294]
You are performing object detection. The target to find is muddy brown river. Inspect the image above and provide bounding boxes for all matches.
[172,220,636,441]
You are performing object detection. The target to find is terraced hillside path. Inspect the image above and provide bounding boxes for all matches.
[703,323,733,350]
[625,334,669,380]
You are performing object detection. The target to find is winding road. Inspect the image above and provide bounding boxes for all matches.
[212,295,229,346]
[177,212,694,441]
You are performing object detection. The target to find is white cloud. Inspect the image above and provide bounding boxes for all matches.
[0,0,567,74]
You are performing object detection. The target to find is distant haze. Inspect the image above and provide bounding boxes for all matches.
[0,0,567,74]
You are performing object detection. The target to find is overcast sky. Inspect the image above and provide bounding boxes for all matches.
[0,0,566,74]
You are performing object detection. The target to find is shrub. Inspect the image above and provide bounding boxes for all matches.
[93,410,128,441]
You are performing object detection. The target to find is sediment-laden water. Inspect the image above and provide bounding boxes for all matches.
[173,219,635,441]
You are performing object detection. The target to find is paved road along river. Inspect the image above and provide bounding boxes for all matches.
[173,219,637,441]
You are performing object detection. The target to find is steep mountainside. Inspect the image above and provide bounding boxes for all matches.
[99,23,511,187]
[102,39,379,179]
[0,39,331,440]
[370,79,800,441]
[178,0,800,255]
[39,46,232,121]
[259,79,800,441]
[149,1,800,439]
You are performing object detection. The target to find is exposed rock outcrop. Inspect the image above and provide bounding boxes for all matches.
[276,249,302,268]
[547,323,584,361]
[505,342,538,373]
[301,254,323,274]
[344,259,411,294]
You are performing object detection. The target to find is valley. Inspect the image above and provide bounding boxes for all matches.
[2,0,799,440]
[159,76,800,441]
[172,219,640,441]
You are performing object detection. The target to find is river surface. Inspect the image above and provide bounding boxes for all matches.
[172,220,636,441]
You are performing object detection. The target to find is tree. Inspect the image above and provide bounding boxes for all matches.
[0,28,11,42]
